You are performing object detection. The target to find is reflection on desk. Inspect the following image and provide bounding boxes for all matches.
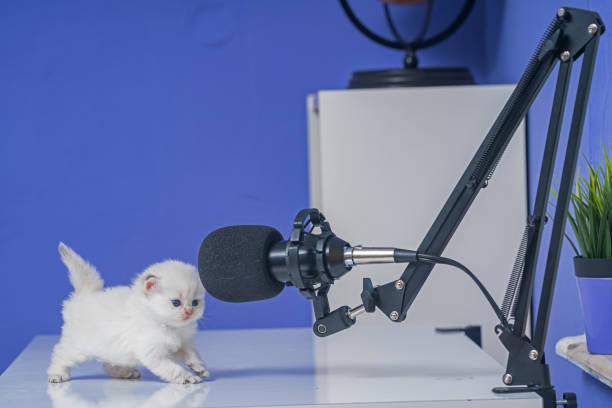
[47,381,209,408]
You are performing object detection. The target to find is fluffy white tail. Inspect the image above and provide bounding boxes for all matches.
[58,242,104,292]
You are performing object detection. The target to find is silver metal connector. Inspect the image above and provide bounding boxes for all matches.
[344,246,355,267]
[346,304,366,320]
[344,246,396,267]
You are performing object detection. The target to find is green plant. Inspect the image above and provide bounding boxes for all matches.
[559,146,612,259]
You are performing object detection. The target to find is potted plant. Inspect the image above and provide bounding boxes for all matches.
[564,146,612,354]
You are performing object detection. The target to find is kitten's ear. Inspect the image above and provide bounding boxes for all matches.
[143,274,159,293]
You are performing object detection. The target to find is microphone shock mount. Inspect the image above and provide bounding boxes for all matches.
[279,208,373,337]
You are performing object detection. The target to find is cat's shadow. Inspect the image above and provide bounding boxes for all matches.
[211,366,314,379]
[70,366,215,383]
[69,365,314,382]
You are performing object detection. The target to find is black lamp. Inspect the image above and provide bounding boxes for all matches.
[340,0,476,88]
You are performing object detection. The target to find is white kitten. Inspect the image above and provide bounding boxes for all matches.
[47,242,209,384]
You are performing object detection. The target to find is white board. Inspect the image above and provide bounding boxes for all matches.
[308,85,528,364]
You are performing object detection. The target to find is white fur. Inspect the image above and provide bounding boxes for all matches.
[48,242,209,384]
[58,242,104,293]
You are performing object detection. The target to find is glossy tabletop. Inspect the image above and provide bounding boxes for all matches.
[0,325,541,407]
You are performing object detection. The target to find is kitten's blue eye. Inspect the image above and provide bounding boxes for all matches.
[192,299,199,307]
[171,299,181,307]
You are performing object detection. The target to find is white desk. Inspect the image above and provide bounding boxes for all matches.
[0,325,540,407]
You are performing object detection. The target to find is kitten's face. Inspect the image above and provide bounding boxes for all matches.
[137,260,205,327]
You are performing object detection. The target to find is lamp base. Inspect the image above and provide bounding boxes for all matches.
[348,67,475,89]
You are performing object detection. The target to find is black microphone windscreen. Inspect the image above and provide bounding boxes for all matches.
[198,225,285,302]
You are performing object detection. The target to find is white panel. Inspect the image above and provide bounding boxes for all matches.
[307,94,322,209]
[309,85,528,364]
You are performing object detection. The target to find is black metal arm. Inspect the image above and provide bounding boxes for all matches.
[311,6,604,408]
[370,7,603,406]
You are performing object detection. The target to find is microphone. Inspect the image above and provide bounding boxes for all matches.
[198,219,418,303]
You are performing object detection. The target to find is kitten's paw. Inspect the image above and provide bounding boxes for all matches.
[188,362,210,378]
[48,373,69,383]
[173,373,202,384]
[103,363,141,379]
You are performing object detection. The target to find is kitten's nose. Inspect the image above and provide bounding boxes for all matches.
[184,307,193,316]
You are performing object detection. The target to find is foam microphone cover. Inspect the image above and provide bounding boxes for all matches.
[198,225,285,302]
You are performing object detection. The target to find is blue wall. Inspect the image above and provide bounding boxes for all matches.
[482,1,612,405]
[2,1,612,404]
[0,1,486,374]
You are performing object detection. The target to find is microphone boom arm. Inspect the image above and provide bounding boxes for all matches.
[311,6,603,406]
